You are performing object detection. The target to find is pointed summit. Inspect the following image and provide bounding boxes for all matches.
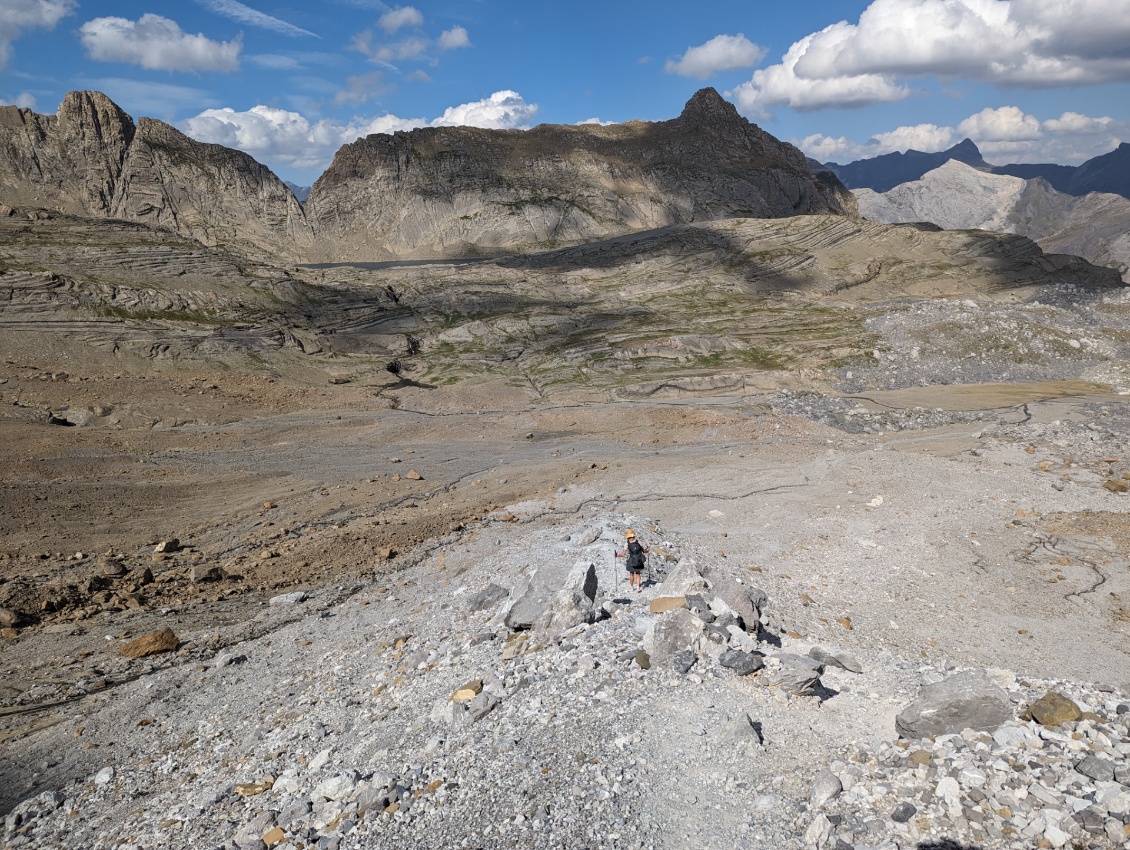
[679,88,742,124]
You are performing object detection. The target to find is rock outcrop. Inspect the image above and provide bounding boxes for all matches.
[304,88,858,261]
[855,160,1130,280]
[0,92,312,261]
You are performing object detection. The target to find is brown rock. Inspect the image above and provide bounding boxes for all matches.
[1024,690,1082,726]
[0,607,24,627]
[406,469,423,481]
[634,650,651,670]
[909,749,932,766]
[1,627,18,639]
[154,539,181,554]
[649,596,687,614]
[836,616,853,630]
[234,780,274,797]
[262,826,285,847]
[1103,479,1128,493]
[452,679,484,703]
[118,627,179,659]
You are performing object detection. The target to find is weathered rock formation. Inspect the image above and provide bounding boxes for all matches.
[0,91,312,261]
[855,160,1130,280]
[304,88,858,261]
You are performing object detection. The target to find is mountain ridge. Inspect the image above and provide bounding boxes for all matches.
[827,138,1130,200]
[1,89,857,264]
[854,159,1130,281]
[303,87,858,261]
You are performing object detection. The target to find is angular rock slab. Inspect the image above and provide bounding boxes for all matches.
[506,562,598,635]
[895,670,1013,739]
[644,607,705,663]
[768,653,824,696]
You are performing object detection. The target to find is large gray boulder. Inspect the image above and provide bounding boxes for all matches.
[535,563,600,637]
[701,567,759,632]
[504,561,599,636]
[643,608,705,663]
[895,670,1013,739]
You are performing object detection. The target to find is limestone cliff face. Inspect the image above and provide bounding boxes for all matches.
[305,88,858,260]
[0,92,311,261]
[856,160,1130,281]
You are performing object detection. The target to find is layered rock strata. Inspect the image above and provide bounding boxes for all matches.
[304,88,858,260]
[0,91,312,262]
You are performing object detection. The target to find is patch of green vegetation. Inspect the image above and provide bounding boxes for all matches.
[96,305,230,325]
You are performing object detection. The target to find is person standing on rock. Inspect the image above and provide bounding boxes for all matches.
[616,529,649,593]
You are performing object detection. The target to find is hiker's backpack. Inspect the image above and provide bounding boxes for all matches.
[626,539,645,569]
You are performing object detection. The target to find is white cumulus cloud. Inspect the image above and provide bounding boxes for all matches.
[734,0,1130,116]
[957,105,1042,141]
[438,26,470,50]
[181,91,538,178]
[730,29,908,116]
[665,34,766,79]
[431,90,538,129]
[379,6,424,33]
[81,14,241,72]
[0,0,75,68]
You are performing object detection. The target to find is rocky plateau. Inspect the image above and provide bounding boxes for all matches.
[1,88,1130,850]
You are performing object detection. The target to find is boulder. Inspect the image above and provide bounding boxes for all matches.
[895,670,1013,739]
[0,607,25,628]
[701,567,758,631]
[643,607,705,663]
[533,563,600,637]
[118,627,178,659]
[1024,690,1082,726]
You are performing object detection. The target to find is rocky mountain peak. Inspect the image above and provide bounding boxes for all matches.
[56,90,136,148]
[678,87,743,125]
[0,91,311,261]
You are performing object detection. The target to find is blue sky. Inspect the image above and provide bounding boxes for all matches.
[3,0,1130,185]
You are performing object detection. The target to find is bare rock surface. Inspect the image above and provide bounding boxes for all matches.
[0,92,311,262]
[305,88,858,261]
[3,182,1130,849]
[856,159,1130,281]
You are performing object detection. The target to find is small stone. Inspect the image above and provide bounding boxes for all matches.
[1076,754,1116,782]
[452,679,484,702]
[269,591,307,605]
[235,780,274,797]
[94,766,114,785]
[671,650,696,674]
[634,650,651,670]
[406,470,423,481]
[118,627,178,659]
[909,749,932,766]
[803,814,833,847]
[810,770,842,807]
[719,650,765,676]
[153,539,181,554]
[891,802,917,823]
[262,826,285,847]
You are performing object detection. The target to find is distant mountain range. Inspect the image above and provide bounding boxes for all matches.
[854,159,1130,281]
[825,140,1130,200]
[0,89,856,263]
